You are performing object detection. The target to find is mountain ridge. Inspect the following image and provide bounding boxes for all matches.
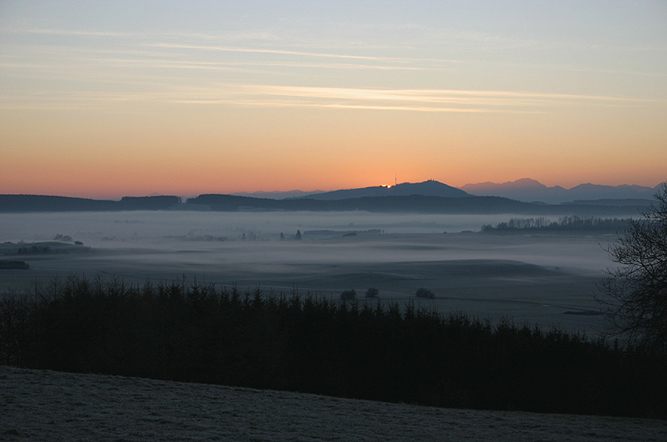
[306,180,469,200]
[233,190,324,200]
[461,178,663,204]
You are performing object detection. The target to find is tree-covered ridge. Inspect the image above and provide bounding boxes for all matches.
[0,193,649,215]
[2,276,665,418]
[482,216,632,233]
[0,195,181,212]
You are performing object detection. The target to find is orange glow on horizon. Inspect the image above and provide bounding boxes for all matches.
[1,3,665,199]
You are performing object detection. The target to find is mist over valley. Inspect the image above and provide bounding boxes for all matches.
[1,210,618,335]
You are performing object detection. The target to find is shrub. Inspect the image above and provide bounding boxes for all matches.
[415,287,435,299]
[365,287,379,298]
[0,261,30,270]
[340,289,356,300]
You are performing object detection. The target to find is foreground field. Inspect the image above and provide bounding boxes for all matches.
[2,366,665,442]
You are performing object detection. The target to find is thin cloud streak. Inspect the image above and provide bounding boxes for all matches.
[85,57,429,72]
[172,99,540,113]
[2,43,435,72]
[7,28,278,42]
[148,43,409,62]
[242,85,657,105]
[318,104,542,113]
[2,81,657,113]
[15,27,665,54]
[13,33,660,83]
[8,27,662,79]
[12,28,136,37]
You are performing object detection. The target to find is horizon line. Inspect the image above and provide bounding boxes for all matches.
[2,178,664,201]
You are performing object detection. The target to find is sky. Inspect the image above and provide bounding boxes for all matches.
[1,1,666,199]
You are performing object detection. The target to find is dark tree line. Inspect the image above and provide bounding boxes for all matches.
[482,216,632,233]
[0,195,181,212]
[1,276,665,418]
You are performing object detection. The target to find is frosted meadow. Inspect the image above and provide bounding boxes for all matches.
[2,366,666,442]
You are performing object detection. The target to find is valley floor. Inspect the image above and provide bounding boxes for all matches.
[2,366,666,442]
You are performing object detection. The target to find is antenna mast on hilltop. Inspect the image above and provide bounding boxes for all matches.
[395,173,397,186]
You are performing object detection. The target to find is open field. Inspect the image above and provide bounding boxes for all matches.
[2,365,666,442]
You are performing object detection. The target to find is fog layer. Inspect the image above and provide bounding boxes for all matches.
[0,211,619,334]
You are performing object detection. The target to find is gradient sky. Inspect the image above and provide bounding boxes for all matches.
[1,1,666,198]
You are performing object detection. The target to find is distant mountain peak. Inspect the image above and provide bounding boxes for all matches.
[461,178,547,191]
[460,179,662,204]
[511,178,546,187]
[306,180,469,200]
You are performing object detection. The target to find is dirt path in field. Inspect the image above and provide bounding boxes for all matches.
[2,366,666,442]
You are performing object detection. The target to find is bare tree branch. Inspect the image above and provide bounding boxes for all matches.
[596,183,667,351]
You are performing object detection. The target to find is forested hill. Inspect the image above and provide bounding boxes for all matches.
[186,194,647,216]
[188,194,525,213]
[306,180,469,200]
[0,193,649,215]
[0,195,181,212]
